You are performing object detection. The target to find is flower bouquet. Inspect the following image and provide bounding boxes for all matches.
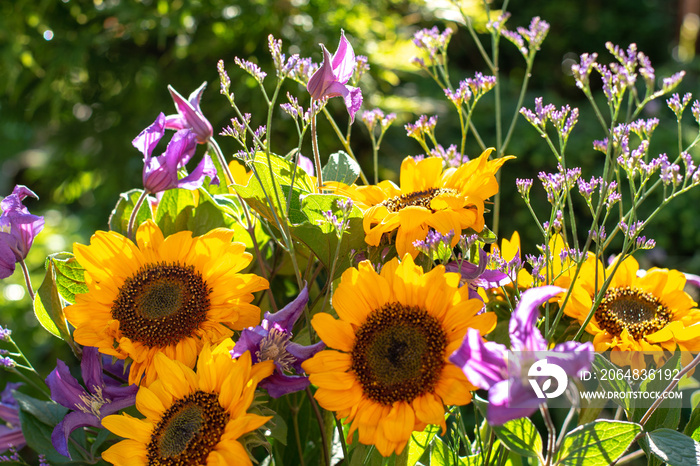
[3,2,700,465]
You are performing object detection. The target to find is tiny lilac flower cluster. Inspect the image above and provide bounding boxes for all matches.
[411,26,453,68]
[413,229,454,258]
[361,108,396,134]
[520,97,579,143]
[445,73,497,108]
[537,166,581,205]
[405,115,438,143]
[499,16,550,58]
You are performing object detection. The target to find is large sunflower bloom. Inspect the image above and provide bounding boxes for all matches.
[101,340,274,465]
[563,255,700,365]
[302,254,496,456]
[336,149,512,257]
[65,220,268,385]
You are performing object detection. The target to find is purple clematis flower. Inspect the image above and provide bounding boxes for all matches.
[0,185,44,279]
[165,82,213,144]
[0,382,25,453]
[46,346,138,458]
[307,30,363,122]
[445,248,511,301]
[231,285,325,398]
[450,286,593,425]
[133,113,219,194]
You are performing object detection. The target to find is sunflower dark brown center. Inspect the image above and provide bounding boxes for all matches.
[594,286,671,339]
[380,188,458,213]
[112,262,211,347]
[351,302,447,405]
[147,391,228,465]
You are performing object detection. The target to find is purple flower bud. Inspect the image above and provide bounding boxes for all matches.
[667,92,692,119]
[0,185,44,279]
[307,30,363,123]
[662,71,685,93]
[571,52,598,89]
[516,178,533,200]
[234,57,267,83]
[165,82,213,144]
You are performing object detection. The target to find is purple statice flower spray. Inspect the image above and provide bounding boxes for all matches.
[450,286,593,425]
[362,108,397,183]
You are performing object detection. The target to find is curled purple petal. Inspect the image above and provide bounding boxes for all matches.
[46,359,87,411]
[487,379,543,425]
[133,113,166,158]
[450,328,509,390]
[265,285,309,330]
[166,83,213,144]
[509,286,563,352]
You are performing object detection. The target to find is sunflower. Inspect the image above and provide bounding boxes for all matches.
[101,340,274,465]
[334,149,512,257]
[301,254,496,457]
[562,254,700,365]
[65,220,268,385]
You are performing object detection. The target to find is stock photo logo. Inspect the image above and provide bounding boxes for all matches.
[528,358,569,399]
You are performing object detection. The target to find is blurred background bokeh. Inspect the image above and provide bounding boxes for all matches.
[1,0,698,377]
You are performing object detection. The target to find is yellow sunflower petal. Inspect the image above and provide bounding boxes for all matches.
[101,439,149,466]
[101,413,153,443]
[311,313,355,352]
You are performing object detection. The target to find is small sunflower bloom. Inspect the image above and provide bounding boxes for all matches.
[302,254,496,457]
[563,255,700,366]
[101,340,274,466]
[64,220,268,385]
[336,149,512,258]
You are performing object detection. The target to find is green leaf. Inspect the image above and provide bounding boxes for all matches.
[108,188,152,235]
[591,353,633,413]
[685,392,700,439]
[492,417,544,460]
[430,435,452,466]
[13,391,67,426]
[18,406,76,464]
[155,188,196,236]
[321,151,360,185]
[187,198,227,236]
[553,420,642,466]
[290,194,366,279]
[407,424,440,466]
[267,412,288,446]
[647,428,700,466]
[231,152,315,228]
[33,260,72,344]
[634,351,682,433]
[51,253,88,304]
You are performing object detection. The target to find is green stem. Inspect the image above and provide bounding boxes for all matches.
[126,190,149,240]
[208,138,234,187]
[311,108,324,192]
[18,260,34,302]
